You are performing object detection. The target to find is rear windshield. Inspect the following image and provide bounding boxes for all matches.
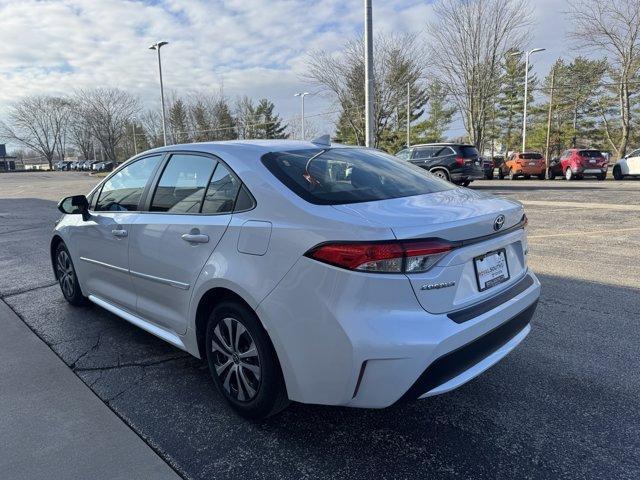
[261,148,455,205]
[579,150,602,157]
[459,146,479,158]
[520,153,543,159]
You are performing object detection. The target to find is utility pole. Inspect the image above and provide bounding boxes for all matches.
[545,67,555,175]
[149,41,169,146]
[294,92,310,140]
[364,0,375,148]
[132,122,138,155]
[406,82,411,147]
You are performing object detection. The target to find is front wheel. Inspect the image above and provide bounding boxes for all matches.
[55,242,88,306]
[461,180,471,187]
[565,167,574,181]
[498,169,505,180]
[613,166,624,180]
[509,169,517,180]
[206,301,289,419]
[548,169,556,180]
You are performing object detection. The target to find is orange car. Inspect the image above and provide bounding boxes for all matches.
[499,152,546,180]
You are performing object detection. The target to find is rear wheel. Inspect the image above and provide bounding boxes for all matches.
[205,301,289,419]
[461,180,471,187]
[565,167,574,181]
[613,165,624,180]
[498,169,505,180]
[55,242,87,306]
[596,173,606,181]
[430,169,450,182]
[547,169,556,180]
[509,169,517,180]
[537,172,545,180]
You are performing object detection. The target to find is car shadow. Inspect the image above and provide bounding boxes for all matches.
[5,267,639,480]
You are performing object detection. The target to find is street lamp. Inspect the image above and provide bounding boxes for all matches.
[512,47,545,152]
[294,92,310,140]
[149,40,169,146]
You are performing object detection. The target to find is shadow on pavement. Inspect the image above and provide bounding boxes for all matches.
[4,271,639,480]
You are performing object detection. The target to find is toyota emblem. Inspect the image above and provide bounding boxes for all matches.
[493,215,505,231]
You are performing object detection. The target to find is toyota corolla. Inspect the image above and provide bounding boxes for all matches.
[51,138,540,418]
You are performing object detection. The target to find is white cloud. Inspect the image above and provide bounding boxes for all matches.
[0,0,587,140]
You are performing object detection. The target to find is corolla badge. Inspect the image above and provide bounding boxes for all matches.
[420,281,456,291]
[493,214,506,231]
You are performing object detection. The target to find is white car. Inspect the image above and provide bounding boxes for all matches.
[52,139,540,418]
[613,149,640,180]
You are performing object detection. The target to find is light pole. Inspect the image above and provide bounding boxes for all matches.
[294,92,310,140]
[364,0,375,148]
[512,47,545,152]
[149,41,169,146]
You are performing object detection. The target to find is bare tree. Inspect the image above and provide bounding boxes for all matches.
[67,110,95,160]
[567,0,640,157]
[428,0,532,149]
[0,96,71,169]
[304,33,428,150]
[75,88,139,163]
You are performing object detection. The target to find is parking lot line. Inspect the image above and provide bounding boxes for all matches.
[521,200,640,212]
[528,226,640,239]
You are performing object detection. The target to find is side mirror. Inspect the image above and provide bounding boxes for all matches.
[58,195,90,221]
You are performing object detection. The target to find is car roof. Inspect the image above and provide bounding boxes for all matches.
[411,143,475,148]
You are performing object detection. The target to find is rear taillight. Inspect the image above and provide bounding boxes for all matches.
[455,156,464,166]
[305,239,459,274]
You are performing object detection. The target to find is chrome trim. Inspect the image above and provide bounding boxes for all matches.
[80,257,190,290]
[80,256,128,274]
[129,269,190,290]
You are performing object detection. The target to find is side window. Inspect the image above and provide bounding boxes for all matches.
[95,155,161,211]
[202,162,241,214]
[435,147,454,157]
[234,185,255,212]
[413,147,432,159]
[150,154,216,213]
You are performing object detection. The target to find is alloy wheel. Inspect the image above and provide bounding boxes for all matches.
[211,317,261,402]
[432,170,448,181]
[56,250,75,298]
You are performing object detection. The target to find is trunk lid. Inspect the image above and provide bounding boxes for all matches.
[332,188,528,314]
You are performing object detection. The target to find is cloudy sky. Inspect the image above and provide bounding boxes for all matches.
[0,0,574,137]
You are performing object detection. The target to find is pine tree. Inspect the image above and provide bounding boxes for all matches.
[255,98,288,139]
[414,81,455,143]
[169,98,190,144]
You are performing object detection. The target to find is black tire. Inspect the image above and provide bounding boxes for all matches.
[509,169,517,180]
[205,301,289,419]
[430,168,450,182]
[596,173,606,181]
[537,172,545,180]
[524,174,531,180]
[613,165,624,180]
[547,169,556,180]
[461,180,471,187]
[54,242,88,306]
[486,172,494,180]
[498,169,505,180]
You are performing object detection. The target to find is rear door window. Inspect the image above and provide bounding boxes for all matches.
[412,147,434,159]
[435,147,455,157]
[201,162,242,214]
[262,147,455,205]
[150,154,216,213]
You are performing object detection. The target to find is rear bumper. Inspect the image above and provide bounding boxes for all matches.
[451,166,484,182]
[258,255,540,408]
[512,165,545,175]
[576,166,607,175]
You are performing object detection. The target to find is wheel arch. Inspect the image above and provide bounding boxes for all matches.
[50,234,65,279]
[428,166,450,179]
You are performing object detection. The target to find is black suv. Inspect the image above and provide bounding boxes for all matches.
[395,143,484,186]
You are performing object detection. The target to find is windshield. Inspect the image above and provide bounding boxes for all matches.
[261,148,455,205]
[521,153,543,160]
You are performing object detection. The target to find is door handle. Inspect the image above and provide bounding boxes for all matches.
[181,233,209,244]
[111,228,128,238]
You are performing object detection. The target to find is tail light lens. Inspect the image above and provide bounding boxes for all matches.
[455,156,464,166]
[305,239,459,274]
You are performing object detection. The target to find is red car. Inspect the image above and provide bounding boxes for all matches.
[549,148,608,181]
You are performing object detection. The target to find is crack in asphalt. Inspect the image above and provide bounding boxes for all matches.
[1,281,58,300]
[69,333,103,369]
[73,354,190,373]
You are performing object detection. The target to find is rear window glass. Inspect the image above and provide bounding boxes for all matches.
[261,148,455,205]
[520,153,543,159]
[579,150,602,157]
[459,146,479,158]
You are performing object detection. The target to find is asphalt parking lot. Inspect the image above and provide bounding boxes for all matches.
[1,172,639,480]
